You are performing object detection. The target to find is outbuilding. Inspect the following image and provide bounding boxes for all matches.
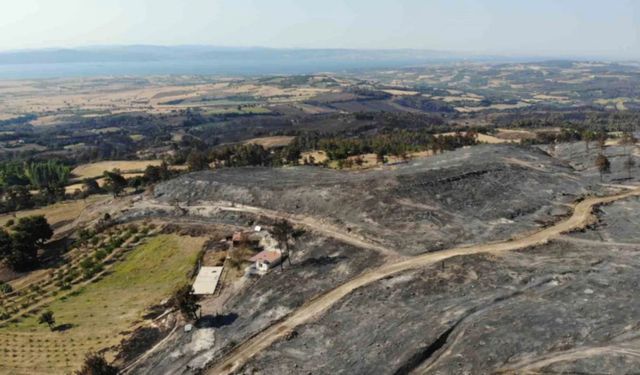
[249,250,283,273]
[232,231,249,246]
[192,266,223,295]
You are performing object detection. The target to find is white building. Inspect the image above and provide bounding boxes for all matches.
[192,266,223,295]
[248,250,283,273]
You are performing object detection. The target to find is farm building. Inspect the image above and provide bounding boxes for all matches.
[192,266,223,295]
[232,231,249,246]
[249,250,283,273]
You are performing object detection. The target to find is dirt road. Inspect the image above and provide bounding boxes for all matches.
[217,202,399,258]
[206,188,640,375]
[497,337,640,373]
[132,199,400,258]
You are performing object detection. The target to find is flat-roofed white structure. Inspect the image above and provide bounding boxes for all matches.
[192,266,223,295]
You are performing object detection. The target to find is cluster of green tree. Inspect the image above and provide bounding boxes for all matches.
[0,215,53,271]
[0,162,30,187]
[172,284,201,321]
[0,186,35,212]
[315,130,479,162]
[0,160,70,191]
[209,143,278,168]
[496,111,640,133]
[24,160,71,195]
[0,160,71,213]
[523,128,635,148]
[92,162,178,198]
[179,129,479,171]
[75,352,119,375]
[140,161,175,184]
[523,128,598,145]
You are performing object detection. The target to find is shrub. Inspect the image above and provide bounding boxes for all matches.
[0,282,13,295]
[77,228,95,243]
[94,249,108,261]
[171,285,200,321]
[80,258,103,280]
[75,352,119,375]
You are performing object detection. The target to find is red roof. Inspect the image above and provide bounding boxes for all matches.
[249,250,281,263]
[232,231,248,242]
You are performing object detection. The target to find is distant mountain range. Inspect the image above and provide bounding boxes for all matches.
[0,45,482,64]
[0,45,566,79]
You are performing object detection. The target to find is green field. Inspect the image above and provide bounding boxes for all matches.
[0,234,205,375]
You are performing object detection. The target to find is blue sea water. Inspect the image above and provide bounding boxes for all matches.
[0,59,432,80]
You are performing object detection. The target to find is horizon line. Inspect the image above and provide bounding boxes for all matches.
[0,44,636,62]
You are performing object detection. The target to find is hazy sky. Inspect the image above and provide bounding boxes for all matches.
[1,0,638,58]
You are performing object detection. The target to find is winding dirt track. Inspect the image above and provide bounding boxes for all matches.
[497,338,640,373]
[134,200,399,258]
[216,202,400,258]
[206,188,640,375]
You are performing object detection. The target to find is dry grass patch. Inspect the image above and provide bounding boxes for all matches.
[244,136,295,149]
[300,150,328,164]
[382,89,420,96]
[494,128,537,141]
[0,195,108,230]
[71,160,165,180]
[300,150,433,170]
[439,132,510,144]
[64,173,144,194]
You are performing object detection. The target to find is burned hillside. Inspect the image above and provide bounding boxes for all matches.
[153,145,590,255]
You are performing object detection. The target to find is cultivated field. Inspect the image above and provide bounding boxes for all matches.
[0,234,205,375]
[0,76,339,122]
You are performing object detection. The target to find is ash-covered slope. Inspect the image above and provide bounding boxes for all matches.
[236,196,640,374]
[154,145,590,255]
